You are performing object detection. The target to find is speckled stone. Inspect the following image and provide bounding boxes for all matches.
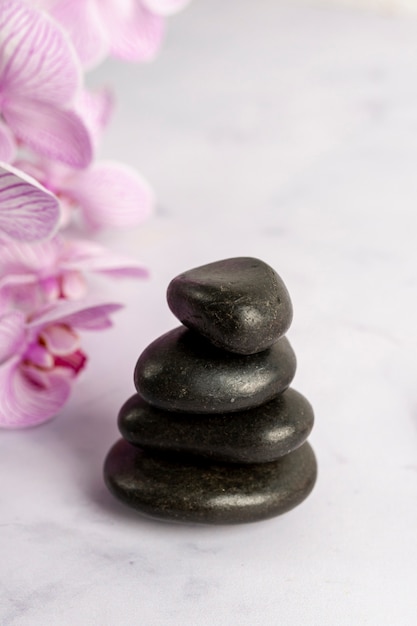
[166,257,293,355]
[103,439,317,524]
[118,388,313,464]
[134,326,296,414]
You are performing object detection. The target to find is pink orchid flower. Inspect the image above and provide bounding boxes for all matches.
[0,235,148,312]
[0,163,60,243]
[41,0,190,69]
[0,0,92,167]
[0,301,122,428]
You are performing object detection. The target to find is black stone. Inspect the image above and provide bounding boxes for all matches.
[134,326,296,414]
[167,257,293,355]
[118,388,314,464]
[103,439,317,525]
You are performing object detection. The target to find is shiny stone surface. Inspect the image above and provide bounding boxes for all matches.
[104,440,317,525]
[118,388,314,463]
[134,326,296,413]
[167,257,293,354]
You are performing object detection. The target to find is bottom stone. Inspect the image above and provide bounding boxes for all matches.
[103,440,317,524]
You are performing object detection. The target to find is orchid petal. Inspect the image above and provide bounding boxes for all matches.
[3,98,93,168]
[75,88,114,148]
[40,324,80,355]
[7,288,50,313]
[62,239,148,278]
[142,0,191,16]
[30,0,56,10]
[0,272,37,293]
[0,239,60,309]
[0,280,46,314]
[0,122,16,163]
[46,303,123,330]
[0,0,81,104]
[0,163,60,242]
[39,276,61,302]
[50,0,109,70]
[0,310,25,363]
[72,257,148,279]
[64,161,153,231]
[0,362,72,428]
[0,236,59,274]
[60,271,87,299]
[54,349,86,376]
[59,239,107,263]
[99,0,165,62]
[11,159,48,186]
[28,300,123,332]
[25,343,54,369]
[19,361,53,387]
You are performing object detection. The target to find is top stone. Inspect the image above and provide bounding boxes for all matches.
[167,257,293,355]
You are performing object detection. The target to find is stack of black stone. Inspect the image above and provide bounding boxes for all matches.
[104,258,317,524]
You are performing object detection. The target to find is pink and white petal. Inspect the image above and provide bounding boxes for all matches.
[0,0,81,104]
[60,271,87,300]
[20,361,52,388]
[0,284,51,315]
[0,122,17,163]
[99,0,165,62]
[24,343,54,369]
[3,98,93,168]
[53,302,123,330]
[64,161,154,231]
[0,163,60,242]
[0,240,56,285]
[0,275,43,315]
[15,158,70,192]
[61,238,148,279]
[142,0,191,16]
[77,256,148,279]
[29,300,123,332]
[0,237,60,275]
[0,363,72,428]
[57,195,75,228]
[0,310,25,363]
[11,159,49,187]
[0,270,38,292]
[59,238,109,263]
[39,276,61,302]
[0,249,61,308]
[31,0,56,10]
[40,324,80,355]
[75,88,114,148]
[50,0,109,70]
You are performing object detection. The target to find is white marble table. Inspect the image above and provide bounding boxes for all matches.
[2,2,417,624]
[305,0,417,15]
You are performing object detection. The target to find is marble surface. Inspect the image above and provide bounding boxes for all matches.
[305,0,417,15]
[2,1,417,624]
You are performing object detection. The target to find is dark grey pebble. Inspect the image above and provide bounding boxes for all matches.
[167,257,293,355]
[134,326,296,413]
[103,440,317,525]
[118,388,313,464]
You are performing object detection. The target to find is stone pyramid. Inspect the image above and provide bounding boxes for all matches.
[104,258,317,524]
